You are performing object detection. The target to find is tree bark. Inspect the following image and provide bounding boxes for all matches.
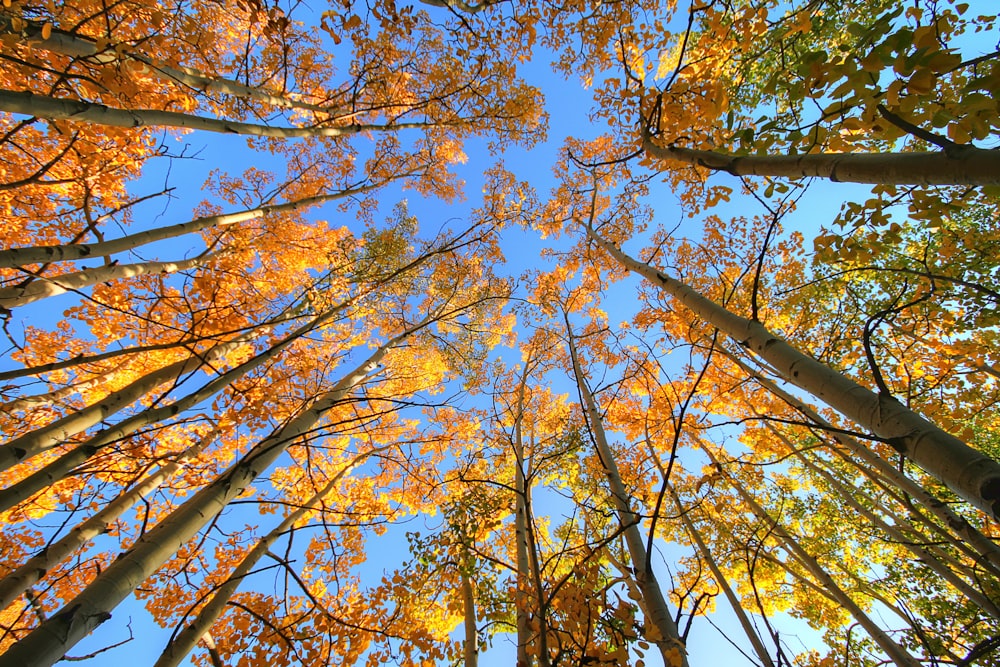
[643,135,1000,186]
[0,299,351,513]
[0,89,444,139]
[0,425,220,611]
[564,316,688,667]
[512,360,536,667]
[0,254,215,310]
[153,446,386,667]
[460,549,479,667]
[0,326,264,472]
[669,484,776,667]
[588,226,1000,519]
[698,442,923,667]
[0,330,410,667]
[4,16,340,116]
[763,422,1000,618]
[0,181,391,270]
[722,347,1000,576]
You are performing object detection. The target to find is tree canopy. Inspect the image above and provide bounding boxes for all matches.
[1,0,998,666]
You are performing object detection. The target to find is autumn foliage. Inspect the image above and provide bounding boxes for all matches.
[0,0,999,666]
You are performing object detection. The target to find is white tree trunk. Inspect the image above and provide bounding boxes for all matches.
[0,182,388,270]
[722,347,1000,575]
[565,317,688,667]
[0,426,220,610]
[153,446,386,667]
[697,442,922,667]
[589,227,1000,519]
[0,300,350,513]
[643,135,1000,186]
[0,331,408,667]
[0,255,214,310]
[0,89,440,139]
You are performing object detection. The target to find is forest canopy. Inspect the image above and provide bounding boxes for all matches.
[0,0,999,666]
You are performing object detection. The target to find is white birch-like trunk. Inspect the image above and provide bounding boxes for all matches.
[0,300,349,513]
[153,446,385,667]
[0,182,388,270]
[722,348,1000,575]
[643,135,1000,186]
[512,360,535,667]
[0,254,215,310]
[668,485,776,667]
[588,227,1000,519]
[0,89,439,139]
[564,318,688,667]
[763,423,1000,618]
[697,443,923,667]
[460,551,479,667]
[0,332,406,667]
[0,426,220,611]
[0,326,265,472]
[9,17,337,116]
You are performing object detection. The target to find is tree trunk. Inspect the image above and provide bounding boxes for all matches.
[0,330,410,667]
[697,442,923,667]
[722,347,1000,576]
[0,425,220,611]
[642,135,1000,186]
[512,361,536,667]
[0,299,351,513]
[460,550,479,667]
[4,16,338,116]
[0,89,441,139]
[0,325,267,472]
[0,254,215,310]
[564,316,688,667]
[588,226,1000,519]
[0,181,390,270]
[763,422,1000,618]
[153,446,386,667]
[669,484,776,667]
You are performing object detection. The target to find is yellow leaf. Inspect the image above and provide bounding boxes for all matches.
[907,69,936,95]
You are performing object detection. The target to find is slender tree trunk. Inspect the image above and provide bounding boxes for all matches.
[153,446,386,667]
[460,549,479,667]
[0,373,108,413]
[0,181,391,270]
[697,442,923,667]
[722,347,1000,575]
[0,328,412,667]
[199,633,225,667]
[564,316,688,667]
[0,425,220,611]
[588,226,1000,519]
[763,422,1000,618]
[4,16,339,116]
[0,325,266,472]
[0,254,216,310]
[512,362,536,667]
[0,89,443,139]
[0,299,351,513]
[642,134,1000,186]
[668,484,776,667]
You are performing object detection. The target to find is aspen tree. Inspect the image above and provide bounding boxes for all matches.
[564,313,688,667]
[642,133,1000,186]
[0,327,418,667]
[587,225,1000,519]
[0,425,221,611]
[721,347,1000,575]
[695,440,923,667]
[153,446,390,667]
